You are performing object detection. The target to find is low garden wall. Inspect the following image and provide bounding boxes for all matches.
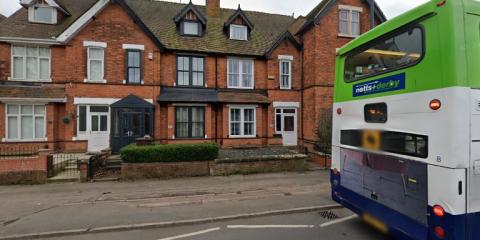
[120,143,308,180]
[0,150,49,184]
[211,155,307,176]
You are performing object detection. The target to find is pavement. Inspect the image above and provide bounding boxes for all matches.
[0,170,392,240]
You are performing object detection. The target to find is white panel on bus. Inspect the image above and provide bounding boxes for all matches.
[428,165,466,215]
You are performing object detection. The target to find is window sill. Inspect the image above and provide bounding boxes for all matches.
[10,79,52,83]
[84,79,107,84]
[338,33,359,39]
[122,80,144,85]
[280,87,292,90]
[227,86,255,90]
[2,138,48,143]
[228,135,257,139]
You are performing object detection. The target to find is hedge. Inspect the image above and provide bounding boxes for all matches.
[120,142,219,163]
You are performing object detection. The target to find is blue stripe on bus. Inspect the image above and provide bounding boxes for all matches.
[331,170,480,240]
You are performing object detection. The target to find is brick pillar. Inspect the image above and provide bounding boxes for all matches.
[79,159,89,183]
[38,149,52,183]
[46,103,56,150]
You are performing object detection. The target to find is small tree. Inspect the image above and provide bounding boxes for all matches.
[315,108,333,155]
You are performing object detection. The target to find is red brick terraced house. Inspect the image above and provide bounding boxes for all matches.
[0,0,385,154]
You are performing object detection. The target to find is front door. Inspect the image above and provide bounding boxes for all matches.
[82,106,110,152]
[120,111,144,147]
[282,109,297,146]
[111,108,152,154]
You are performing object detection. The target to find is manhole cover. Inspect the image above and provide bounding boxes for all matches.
[318,210,339,220]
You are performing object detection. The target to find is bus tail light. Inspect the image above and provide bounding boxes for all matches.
[336,108,342,115]
[433,205,445,217]
[437,0,446,7]
[434,226,446,239]
[333,168,340,176]
[429,99,442,110]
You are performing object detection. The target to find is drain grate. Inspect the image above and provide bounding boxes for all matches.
[318,210,339,220]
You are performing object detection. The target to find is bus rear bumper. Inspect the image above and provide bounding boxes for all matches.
[331,171,428,240]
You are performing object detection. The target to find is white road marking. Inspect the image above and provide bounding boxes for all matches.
[319,215,357,228]
[157,227,221,240]
[227,225,315,229]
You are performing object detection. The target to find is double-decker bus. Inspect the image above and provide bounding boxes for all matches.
[331,0,480,239]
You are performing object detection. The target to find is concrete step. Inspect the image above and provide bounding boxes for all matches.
[47,172,80,183]
[107,160,122,166]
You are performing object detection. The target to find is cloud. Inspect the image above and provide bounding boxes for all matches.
[0,0,429,18]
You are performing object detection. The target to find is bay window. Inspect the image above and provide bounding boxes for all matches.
[228,58,254,89]
[229,106,256,138]
[12,46,51,81]
[176,106,205,138]
[6,104,46,141]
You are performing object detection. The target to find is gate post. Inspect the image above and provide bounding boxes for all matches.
[79,159,89,183]
[39,149,52,182]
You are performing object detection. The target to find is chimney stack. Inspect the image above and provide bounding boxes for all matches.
[206,0,220,17]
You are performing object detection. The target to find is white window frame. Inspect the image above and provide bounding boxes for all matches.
[229,24,248,41]
[279,59,292,89]
[11,45,51,82]
[28,5,57,24]
[76,105,110,134]
[5,104,47,142]
[228,106,256,138]
[227,58,254,89]
[338,5,363,38]
[84,41,107,83]
[275,107,297,134]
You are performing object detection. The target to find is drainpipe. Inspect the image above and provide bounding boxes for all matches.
[370,0,375,29]
[214,54,219,144]
[300,38,305,150]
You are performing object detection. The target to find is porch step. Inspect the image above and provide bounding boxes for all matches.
[47,171,80,183]
[107,160,122,166]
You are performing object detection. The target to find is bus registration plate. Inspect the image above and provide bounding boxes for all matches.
[362,214,388,234]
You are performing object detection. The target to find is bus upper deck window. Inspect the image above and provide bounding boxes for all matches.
[344,25,424,82]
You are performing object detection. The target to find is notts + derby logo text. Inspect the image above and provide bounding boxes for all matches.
[353,73,406,97]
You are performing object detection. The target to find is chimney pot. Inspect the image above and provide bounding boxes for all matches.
[206,0,220,17]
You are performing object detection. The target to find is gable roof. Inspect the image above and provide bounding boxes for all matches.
[224,6,254,30]
[173,1,207,25]
[297,0,387,35]
[122,0,296,57]
[0,0,98,41]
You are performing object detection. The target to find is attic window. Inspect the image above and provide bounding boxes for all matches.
[230,24,248,41]
[182,21,201,36]
[29,5,57,24]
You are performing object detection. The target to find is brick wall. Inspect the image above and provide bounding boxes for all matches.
[300,0,379,150]
[0,150,49,184]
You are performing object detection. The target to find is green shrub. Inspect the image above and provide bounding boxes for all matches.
[120,142,219,163]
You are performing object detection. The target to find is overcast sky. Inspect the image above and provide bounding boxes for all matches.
[0,0,428,19]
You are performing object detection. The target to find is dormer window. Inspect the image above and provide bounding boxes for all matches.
[174,2,207,37]
[29,5,57,24]
[224,5,254,41]
[230,24,248,41]
[182,21,201,36]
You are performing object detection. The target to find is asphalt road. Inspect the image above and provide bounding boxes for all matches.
[50,210,395,240]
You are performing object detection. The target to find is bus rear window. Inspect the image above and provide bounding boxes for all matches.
[344,26,424,82]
